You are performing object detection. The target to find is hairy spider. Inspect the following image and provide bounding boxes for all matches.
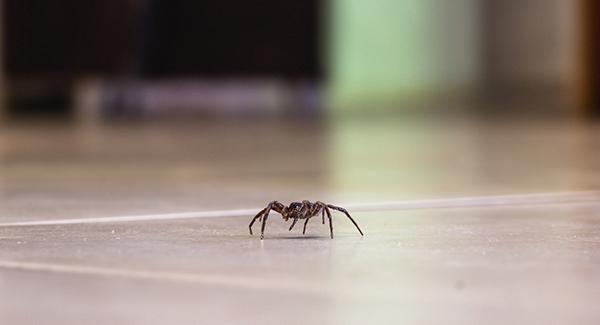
[249,200,364,239]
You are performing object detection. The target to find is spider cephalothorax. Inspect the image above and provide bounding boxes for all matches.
[281,202,305,220]
[249,200,364,239]
[280,202,301,220]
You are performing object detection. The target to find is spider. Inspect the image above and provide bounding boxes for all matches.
[249,200,364,239]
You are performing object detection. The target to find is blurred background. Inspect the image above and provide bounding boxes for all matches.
[1,0,600,217]
[0,0,599,120]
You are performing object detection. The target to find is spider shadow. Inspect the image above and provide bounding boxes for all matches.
[270,235,330,240]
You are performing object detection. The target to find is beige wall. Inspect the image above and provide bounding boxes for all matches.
[483,0,579,90]
[0,0,5,120]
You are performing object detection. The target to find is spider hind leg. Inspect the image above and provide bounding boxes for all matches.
[327,204,364,236]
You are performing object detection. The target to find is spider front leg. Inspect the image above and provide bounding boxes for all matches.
[259,205,273,240]
[249,208,267,235]
[260,201,286,239]
[288,218,298,231]
[250,201,283,239]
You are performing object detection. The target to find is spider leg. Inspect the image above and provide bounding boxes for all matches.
[260,211,270,240]
[249,208,267,235]
[315,202,334,239]
[302,217,311,235]
[249,201,283,239]
[321,209,325,224]
[327,204,364,236]
[288,218,298,231]
[323,206,333,239]
[293,200,313,233]
[260,201,281,240]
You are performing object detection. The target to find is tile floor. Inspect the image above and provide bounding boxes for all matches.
[1,116,599,324]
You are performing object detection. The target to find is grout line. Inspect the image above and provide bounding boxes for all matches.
[0,260,327,295]
[0,260,426,301]
[0,191,598,228]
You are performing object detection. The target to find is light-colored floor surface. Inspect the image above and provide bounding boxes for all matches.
[1,116,600,324]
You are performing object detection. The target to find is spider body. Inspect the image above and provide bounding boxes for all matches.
[249,200,364,239]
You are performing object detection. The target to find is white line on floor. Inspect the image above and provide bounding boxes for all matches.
[0,208,260,227]
[0,191,598,228]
